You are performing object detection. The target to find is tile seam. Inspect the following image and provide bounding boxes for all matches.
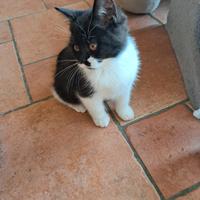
[106,104,166,200]
[1,0,86,23]
[167,181,200,200]
[23,55,57,67]
[122,99,189,128]
[2,96,53,116]
[0,40,12,45]
[41,0,48,9]
[149,13,164,25]
[8,20,33,103]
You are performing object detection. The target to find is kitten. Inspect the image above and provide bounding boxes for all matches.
[52,0,140,127]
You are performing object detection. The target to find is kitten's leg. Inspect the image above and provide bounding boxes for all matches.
[80,95,110,128]
[52,88,86,113]
[65,103,86,113]
[115,89,134,121]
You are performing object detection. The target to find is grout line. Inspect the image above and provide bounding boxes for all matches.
[52,0,87,9]
[0,0,88,24]
[0,40,12,45]
[0,10,46,23]
[106,104,166,200]
[184,103,194,113]
[123,99,188,128]
[8,20,33,103]
[131,24,164,35]
[23,55,57,67]
[149,13,164,25]
[167,181,200,200]
[41,0,48,9]
[2,96,53,116]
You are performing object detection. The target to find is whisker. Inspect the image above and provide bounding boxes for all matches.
[66,67,79,93]
[88,35,96,39]
[87,10,94,35]
[55,63,78,77]
[53,29,68,35]
[88,24,98,36]
[55,27,67,34]
[55,24,67,32]
[51,36,68,40]
[58,59,78,63]
[75,19,87,37]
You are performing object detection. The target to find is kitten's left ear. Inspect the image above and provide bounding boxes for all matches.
[55,7,83,21]
[92,0,119,26]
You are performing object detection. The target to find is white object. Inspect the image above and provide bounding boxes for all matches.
[193,108,200,120]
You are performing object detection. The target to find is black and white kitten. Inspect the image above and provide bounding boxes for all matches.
[52,0,140,127]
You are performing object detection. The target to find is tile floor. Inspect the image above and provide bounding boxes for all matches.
[0,0,200,200]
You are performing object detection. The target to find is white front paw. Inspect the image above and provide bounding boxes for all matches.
[93,114,110,128]
[73,105,86,113]
[116,106,135,121]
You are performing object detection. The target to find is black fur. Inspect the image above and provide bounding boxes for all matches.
[53,0,128,105]
[54,47,94,104]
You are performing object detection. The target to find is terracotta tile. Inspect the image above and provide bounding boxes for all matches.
[0,21,12,43]
[86,0,93,7]
[25,57,56,101]
[63,1,89,10]
[11,9,69,65]
[0,0,46,21]
[43,0,83,9]
[177,188,200,200]
[132,27,187,117]
[126,105,200,198]
[0,99,159,200]
[127,13,160,31]
[152,0,170,24]
[0,42,29,113]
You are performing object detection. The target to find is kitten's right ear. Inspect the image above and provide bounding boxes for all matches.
[55,7,79,21]
[92,0,119,26]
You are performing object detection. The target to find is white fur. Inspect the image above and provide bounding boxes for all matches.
[79,36,140,127]
[193,108,200,119]
[52,88,86,113]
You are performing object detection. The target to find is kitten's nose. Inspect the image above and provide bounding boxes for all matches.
[84,60,91,66]
[80,57,91,67]
[80,54,90,64]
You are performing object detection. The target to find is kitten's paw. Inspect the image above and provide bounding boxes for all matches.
[71,104,86,113]
[66,103,86,113]
[93,114,110,128]
[116,106,135,121]
[52,88,86,113]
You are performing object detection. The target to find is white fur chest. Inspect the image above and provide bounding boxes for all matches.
[79,36,140,100]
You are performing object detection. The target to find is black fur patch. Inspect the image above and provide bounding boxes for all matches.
[54,47,94,105]
[53,0,128,105]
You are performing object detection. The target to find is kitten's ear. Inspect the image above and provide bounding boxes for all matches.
[92,0,118,26]
[55,7,83,21]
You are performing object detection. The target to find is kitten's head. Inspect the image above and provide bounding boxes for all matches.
[56,0,128,69]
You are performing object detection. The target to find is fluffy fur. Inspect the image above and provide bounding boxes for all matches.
[53,0,140,127]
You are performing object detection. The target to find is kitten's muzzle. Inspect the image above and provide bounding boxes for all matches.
[84,60,91,66]
[79,54,91,66]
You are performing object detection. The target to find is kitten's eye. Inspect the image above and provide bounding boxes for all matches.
[89,43,97,51]
[74,45,80,52]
